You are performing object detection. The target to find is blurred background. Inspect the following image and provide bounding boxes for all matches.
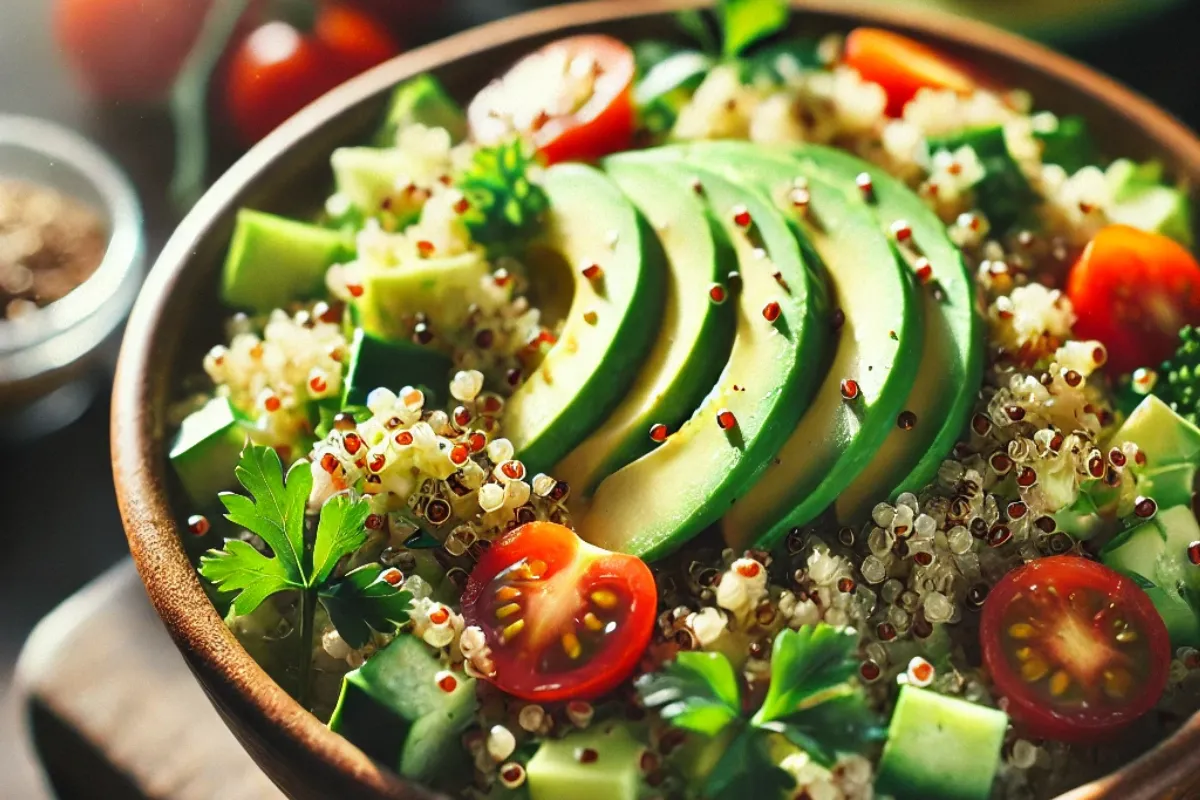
[1,0,1198,797]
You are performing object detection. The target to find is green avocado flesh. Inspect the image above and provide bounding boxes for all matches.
[221,209,353,313]
[876,686,1007,800]
[355,250,490,340]
[668,142,924,549]
[779,145,983,523]
[342,328,453,408]
[170,397,246,506]
[376,74,466,147]
[1101,505,1200,647]
[574,162,829,560]
[526,723,647,800]
[502,163,667,475]
[328,634,476,783]
[554,158,737,496]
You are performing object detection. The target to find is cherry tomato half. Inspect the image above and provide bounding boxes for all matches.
[225,2,400,146]
[461,521,656,702]
[1066,224,1200,375]
[980,556,1170,742]
[467,35,635,165]
[843,27,979,117]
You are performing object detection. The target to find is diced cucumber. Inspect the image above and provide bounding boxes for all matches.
[354,251,490,340]
[343,328,453,408]
[328,634,476,783]
[526,723,647,800]
[1034,114,1097,174]
[376,74,467,147]
[1106,158,1193,246]
[1108,395,1200,470]
[876,686,1007,800]
[1137,463,1197,511]
[169,397,246,506]
[221,209,353,313]
[1053,490,1108,540]
[927,126,1034,233]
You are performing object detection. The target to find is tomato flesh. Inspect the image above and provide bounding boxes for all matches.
[843,27,979,117]
[467,35,635,164]
[1066,224,1200,375]
[980,556,1170,742]
[461,522,656,701]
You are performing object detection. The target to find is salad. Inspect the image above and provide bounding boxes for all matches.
[168,2,1200,798]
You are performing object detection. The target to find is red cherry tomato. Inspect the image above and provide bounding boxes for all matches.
[225,3,400,145]
[54,0,215,102]
[467,35,636,164]
[461,522,656,702]
[843,27,979,117]
[1066,224,1200,375]
[980,556,1170,742]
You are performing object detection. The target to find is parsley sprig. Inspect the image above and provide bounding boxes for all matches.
[455,138,549,255]
[636,624,882,798]
[200,444,412,707]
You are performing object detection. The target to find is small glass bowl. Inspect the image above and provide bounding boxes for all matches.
[0,115,145,439]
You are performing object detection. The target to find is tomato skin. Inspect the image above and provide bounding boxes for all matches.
[843,27,978,117]
[54,0,215,102]
[467,35,636,165]
[461,522,656,702]
[225,3,400,145]
[981,556,1170,742]
[1066,224,1200,375]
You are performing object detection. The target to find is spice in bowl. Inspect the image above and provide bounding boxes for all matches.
[0,178,107,321]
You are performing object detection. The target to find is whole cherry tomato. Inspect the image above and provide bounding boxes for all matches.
[54,0,214,102]
[843,27,980,117]
[1067,224,1200,374]
[468,35,636,165]
[461,522,656,702]
[980,556,1170,742]
[225,2,400,145]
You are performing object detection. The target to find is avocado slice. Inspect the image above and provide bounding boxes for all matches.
[779,145,983,522]
[526,722,648,800]
[354,250,490,341]
[669,142,924,548]
[221,209,353,313]
[376,74,467,147]
[169,397,247,507]
[876,686,1007,800]
[342,328,454,408]
[1101,505,1200,647]
[328,634,476,783]
[574,163,829,559]
[502,163,667,474]
[554,159,737,496]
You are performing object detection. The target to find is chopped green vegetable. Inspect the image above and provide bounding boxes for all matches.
[200,444,411,705]
[376,74,467,148]
[455,139,550,255]
[928,126,1036,233]
[717,0,789,58]
[737,38,821,85]
[635,51,715,136]
[635,624,878,795]
[1035,115,1097,174]
[1154,325,1200,424]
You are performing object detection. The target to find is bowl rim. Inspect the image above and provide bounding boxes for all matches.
[112,1,1200,798]
[0,115,145,372]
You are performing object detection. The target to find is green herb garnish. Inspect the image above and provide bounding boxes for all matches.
[456,138,549,255]
[636,624,882,797]
[717,0,789,58]
[200,444,411,707]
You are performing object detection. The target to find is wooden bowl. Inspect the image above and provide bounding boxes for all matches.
[111,1,1200,798]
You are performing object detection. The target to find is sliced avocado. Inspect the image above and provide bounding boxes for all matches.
[526,722,648,800]
[328,634,476,783]
[876,686,1007,800]
[169,397,246,506]
[574,163,829,559]
[1101,505,1200,647]
[221,209,353,313]
[782,145,983,522]
[354,250,490,341]
[554,159,736,496]
[1105,158,1193,247]
[671,142,923,549]
[927,126,1035,233]
[343,328,453,408]
[502,163,667,474]
[1109,395,1200,469]
[376,74,467,147]
[1035,114,1097,174]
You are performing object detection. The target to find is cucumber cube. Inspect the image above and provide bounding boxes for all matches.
[169,397,246,506]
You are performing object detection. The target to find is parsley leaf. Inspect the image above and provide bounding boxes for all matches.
[717,0,789,58]
[757,688,883,767]
[705,729,795,800]
[635,651,742,736]
[320,564,414,649]
[310,493,371,587]
[198,538,298,617]
[456,138,549,254]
